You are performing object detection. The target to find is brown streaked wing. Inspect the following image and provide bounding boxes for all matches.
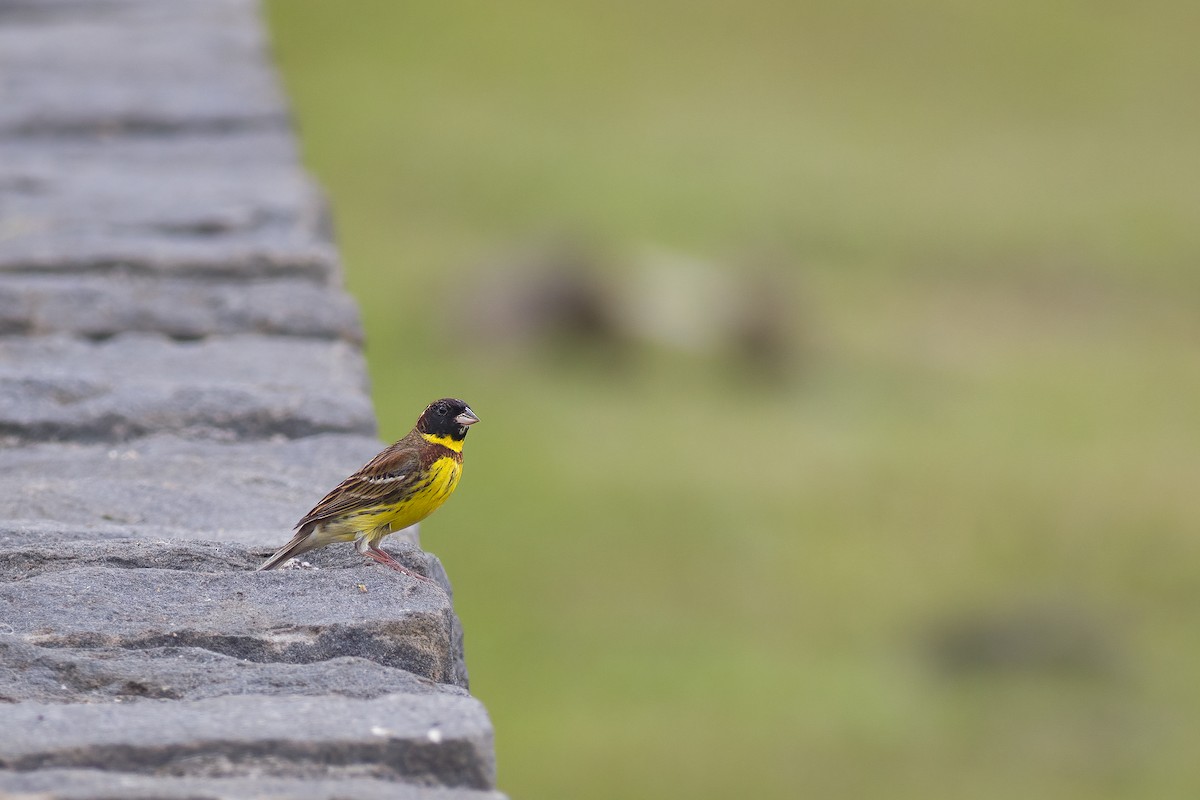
[294,441,422,528]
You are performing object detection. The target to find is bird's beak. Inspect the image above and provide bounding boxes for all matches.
[455,408,480,426]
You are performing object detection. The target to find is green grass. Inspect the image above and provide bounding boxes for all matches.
[265,2,1200,797]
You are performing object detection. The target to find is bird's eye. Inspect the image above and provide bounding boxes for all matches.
[435,406,448,416]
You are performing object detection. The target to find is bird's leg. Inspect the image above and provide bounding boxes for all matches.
[366,545,435,582]
[354,535,434,583]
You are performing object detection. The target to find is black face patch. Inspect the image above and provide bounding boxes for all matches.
[416,398,473,439]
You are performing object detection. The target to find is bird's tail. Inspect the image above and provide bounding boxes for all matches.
[256,525,316,571]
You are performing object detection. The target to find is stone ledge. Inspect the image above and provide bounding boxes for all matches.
[0,434,399,536]
[0,535,439,581]
[0,520,423,552]
[0,274,363,341]
[0,640,467,704]
[0,769,507,800]
[0,334,375,443]
[0,132,323,238]
[0,236,340,282]
[0,537,466,690]
[0,563,464,687]
[0,0,503,792]
[0,0,287,138]
[0,693,496,789]
[0,132,340,281]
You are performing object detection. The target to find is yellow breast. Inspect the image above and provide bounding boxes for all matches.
[332,434,466,541]
[389,455,462,529]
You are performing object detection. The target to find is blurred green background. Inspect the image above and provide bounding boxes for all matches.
[264,2,1200,797]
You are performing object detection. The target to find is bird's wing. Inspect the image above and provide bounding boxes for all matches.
[295,444,422,528]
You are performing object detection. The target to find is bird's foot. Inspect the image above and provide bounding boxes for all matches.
[361,545,436,584]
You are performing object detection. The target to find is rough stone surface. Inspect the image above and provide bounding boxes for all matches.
[0,132,322,241]
[0,535,467,692]
[0,694,497,789]
[0,0,287,137]
[0,435,407,539]
[0,564,465,686]
[0,0,500,793]
[0,273,363,341]
[0,537,439,581]
[0,641,467,704]
[0,519,424,556]
[0,770,506,800]
[0,334,376,442]
[0,230,339,282]
[0,133,340,280]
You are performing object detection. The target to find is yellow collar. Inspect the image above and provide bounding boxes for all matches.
[421,431,465,453]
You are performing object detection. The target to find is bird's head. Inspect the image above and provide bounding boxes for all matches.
[417,398,479,440]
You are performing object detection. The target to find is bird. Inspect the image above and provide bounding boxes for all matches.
[257,397,479,579]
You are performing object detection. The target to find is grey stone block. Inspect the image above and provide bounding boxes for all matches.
[0,233,339,282]
[2,769,506,800]
[0,274,363,341]
[0,434,400,536]
[0,560,464,685]
[0,537,262,580]
[0,519,424,556]
[0,640,467,704]
[0,435,442,546]
[0,132,312,233]
[0,693,497,789]
[0,333,376,442]
[0,1,501,795]
[0,132,339,280]
[0,769,507,800]
[0,538,466,701]
[0,536,440,590]
[0,536,466,690]
[0,519,147,548]
[0,232,339,281]
[0,0,287,137]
